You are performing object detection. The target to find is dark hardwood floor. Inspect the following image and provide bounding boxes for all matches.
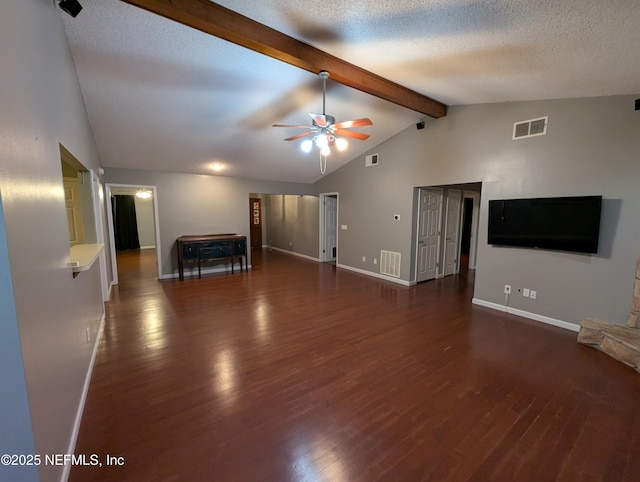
[71,248,640,481]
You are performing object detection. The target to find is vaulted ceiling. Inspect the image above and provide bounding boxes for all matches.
[61,0,640,183]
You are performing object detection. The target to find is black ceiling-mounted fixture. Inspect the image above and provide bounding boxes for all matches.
[59,0,83,18]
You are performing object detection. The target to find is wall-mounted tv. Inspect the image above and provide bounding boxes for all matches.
[488,196,602,254]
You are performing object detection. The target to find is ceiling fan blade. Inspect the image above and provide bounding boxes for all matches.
[310,113,328,127]
[333,129,370,140]
[272,124,312,128]
[332,118,373,129]
[284,131,314,141]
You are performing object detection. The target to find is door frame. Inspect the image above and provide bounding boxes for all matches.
[319,192,339,262]
[105,183,162,284]
[90,171,110,301]
[462,190,481,270]
[413,184,482,282]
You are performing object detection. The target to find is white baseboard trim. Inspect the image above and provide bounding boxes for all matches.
[337,263,411,286]
[62,312,106,482]
[267,246,320,262]
[472,298,579,332]
[139,245,156,250]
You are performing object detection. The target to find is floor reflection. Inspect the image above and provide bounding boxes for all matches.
[290,433,347,482]
[213,348,238,411]
[254,295,271,343]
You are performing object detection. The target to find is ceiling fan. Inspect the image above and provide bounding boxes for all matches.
[272,70,373,173]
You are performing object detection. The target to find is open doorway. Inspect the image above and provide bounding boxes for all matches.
[415,183,481,282]
[105,184,162,284]
[319,193,338,263]
[461,190,480,270]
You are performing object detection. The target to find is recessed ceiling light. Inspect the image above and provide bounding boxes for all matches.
[211,163,223,171]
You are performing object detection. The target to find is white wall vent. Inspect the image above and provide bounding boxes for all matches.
[365,154,379,167]
[512,116,548,140]
[380,250,401,278]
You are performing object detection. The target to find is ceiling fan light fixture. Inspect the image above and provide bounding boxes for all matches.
[335,138,348,151]
[315,134,328,148]
[272,70,373,173]
[300,140,313,153]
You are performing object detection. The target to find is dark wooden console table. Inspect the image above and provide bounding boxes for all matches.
[177,234,247,280]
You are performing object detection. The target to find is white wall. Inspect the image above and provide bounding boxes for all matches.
[315,95,640,328]
[0,1,105,480]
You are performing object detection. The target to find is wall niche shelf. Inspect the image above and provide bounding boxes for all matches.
[70,243,104,278]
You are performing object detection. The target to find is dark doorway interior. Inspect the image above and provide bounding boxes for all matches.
[459,197,474,271]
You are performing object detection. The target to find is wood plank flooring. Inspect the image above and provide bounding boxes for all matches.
[71,248,640,481]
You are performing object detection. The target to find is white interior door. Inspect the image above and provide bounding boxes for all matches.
[443,189,462,276]
[417,188,442,282]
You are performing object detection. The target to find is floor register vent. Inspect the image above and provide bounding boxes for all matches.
[513,116,548,140]
[380,250,401,278]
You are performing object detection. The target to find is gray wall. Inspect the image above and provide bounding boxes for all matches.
[1,1,105,481]
[315,95,640,327]
[104,168,314,277]
[264,194,320,258]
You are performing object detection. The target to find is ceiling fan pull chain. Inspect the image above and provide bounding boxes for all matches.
[319,152,327,175]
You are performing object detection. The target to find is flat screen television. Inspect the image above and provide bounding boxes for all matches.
[488,196,602,254]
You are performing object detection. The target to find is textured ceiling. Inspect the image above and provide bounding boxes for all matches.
[61,0,640,184]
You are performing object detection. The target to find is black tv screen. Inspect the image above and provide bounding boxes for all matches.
[488,196,602,254]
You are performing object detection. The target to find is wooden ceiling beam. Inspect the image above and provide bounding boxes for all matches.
[120,0,448,118]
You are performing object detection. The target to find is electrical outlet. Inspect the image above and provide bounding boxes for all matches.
[504,284,511,294]
[530,290,537,299]
[523,288,530,297]
[362,256,366,262]
[373,258,377,265]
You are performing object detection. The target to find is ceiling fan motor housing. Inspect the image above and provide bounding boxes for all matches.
[314,115,335,127]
